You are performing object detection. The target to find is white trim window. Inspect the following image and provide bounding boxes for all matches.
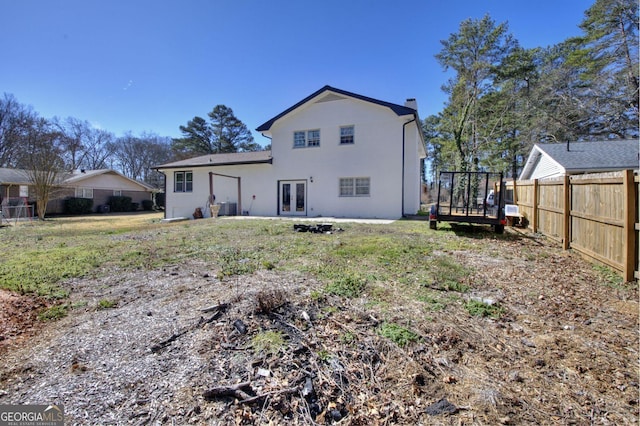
[340,126,354,145]
[293,129,320,148]
[113,189,122,196]
[307,129,320,147]
[75,187,94,198]
[339,177,370,197]
[174,171,193,192]
[294,131,306,148]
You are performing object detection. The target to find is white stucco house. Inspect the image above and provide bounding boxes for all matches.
[156,86,426,220]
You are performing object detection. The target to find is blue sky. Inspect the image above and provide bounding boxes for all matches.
[1,0,590,147]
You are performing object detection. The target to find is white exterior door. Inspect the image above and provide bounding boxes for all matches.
[279,180,306,216]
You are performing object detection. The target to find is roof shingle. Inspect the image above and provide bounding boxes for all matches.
[155,150,272,169]
[537,140,638,172]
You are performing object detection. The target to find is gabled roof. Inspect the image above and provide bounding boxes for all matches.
[0,168,30,185]
[155,150,273,169]
[0,167,155,191]
[256,85,417,132]
[64,169,156,191]
[519,139,639,180]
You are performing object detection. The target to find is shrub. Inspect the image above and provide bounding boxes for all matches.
[141,199,154,211]
[255,289,285,313]
[64,197,93,215]
[108,196,132,212]
[155,192,165,208]
[130,202,139,211]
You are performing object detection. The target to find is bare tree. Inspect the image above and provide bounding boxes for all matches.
[0,93,36,167]
[53,116,93,171]
[111,132,172,188]
[83,128,116,170]
[18,118,66,220]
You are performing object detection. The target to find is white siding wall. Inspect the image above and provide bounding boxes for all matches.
[403,123,424,215]
[269,97,408,218]
[162,164,275,218]
[530,154,564,180]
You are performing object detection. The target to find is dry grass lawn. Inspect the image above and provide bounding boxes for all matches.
[0,213,637,425]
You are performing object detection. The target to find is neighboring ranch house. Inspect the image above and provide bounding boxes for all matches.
[519,140,639,180]
[0,168,155,216]
[156,86,426,220]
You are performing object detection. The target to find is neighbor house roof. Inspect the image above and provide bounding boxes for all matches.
[154,150,273,169]
[519,139,639,180]
[0,168,30,185]
[0,167,155,190]
[256,85,417,132]
[64,169,156,191]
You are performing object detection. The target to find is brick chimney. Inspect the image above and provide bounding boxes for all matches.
[405,98,418,111]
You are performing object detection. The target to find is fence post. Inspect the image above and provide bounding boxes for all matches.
[532,179,538,232]
[623,169,636,282]
[563,175,570,250]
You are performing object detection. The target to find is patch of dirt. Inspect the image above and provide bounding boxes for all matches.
[0,290,49,351]
[0,229,638,425]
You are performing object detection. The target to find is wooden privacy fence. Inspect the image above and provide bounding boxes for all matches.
[506,170,638,282]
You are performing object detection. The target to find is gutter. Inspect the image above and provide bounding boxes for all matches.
[402,117,416,217]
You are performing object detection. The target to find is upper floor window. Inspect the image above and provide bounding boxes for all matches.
[307,129,320,147]
[174,171,193,192]
[75,187,93,198]
[293,129,320,148]
[294,131,306,148]
[339,177,370,197]
[340,126,354,144]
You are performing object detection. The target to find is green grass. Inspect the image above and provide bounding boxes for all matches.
[465,299,504,318]
[416,291,447,311]
[377,322,421,347]
[0,214,487,307]
[0,246,99,297]
[38,304,69,321]
[97,299,118,310]
[324,274,367,298]
[593,264,626,288]
[425,255,472,292]
[251,331,286,355]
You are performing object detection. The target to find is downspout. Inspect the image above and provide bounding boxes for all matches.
[402,117,416,217]
[261,133,272,151]
[209,172,214,204]
[160,171,167,220]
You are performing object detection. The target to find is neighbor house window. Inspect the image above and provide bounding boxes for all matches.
[293,129,320,148]
[75,187,93,198]
[113,189,122,196]
[340,126,354,144]
[339,177,370,197]
[174,171,193,192]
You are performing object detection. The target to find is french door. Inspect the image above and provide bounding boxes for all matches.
[279,180,306,216]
